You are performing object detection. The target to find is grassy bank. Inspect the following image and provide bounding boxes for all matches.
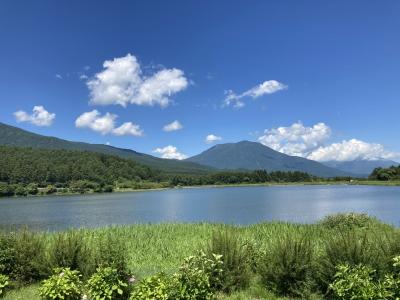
[2,213,400,299]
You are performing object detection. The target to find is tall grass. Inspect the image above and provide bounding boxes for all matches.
[0,214,399,299]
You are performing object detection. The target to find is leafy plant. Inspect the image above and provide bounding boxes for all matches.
[329,264,389,299]
[85,267,129,300]
[130,272,176,300]
[258,233,315,298]
[39,268,82,300]
[0,274,9,297]
[206,229,250,292]
[174,251,222,299]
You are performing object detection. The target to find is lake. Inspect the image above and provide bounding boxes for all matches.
[0,185,399,231]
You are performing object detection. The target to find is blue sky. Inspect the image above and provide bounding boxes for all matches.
[1,0,399,161]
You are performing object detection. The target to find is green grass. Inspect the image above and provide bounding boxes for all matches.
[2,216,399,299]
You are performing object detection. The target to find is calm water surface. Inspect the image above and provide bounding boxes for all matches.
[0,185,399,230]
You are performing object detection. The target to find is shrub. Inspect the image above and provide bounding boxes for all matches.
[10,230,46,282]
[0,234,15,275]
[0,274,9,297]
[45,231,94,278]
[95,232,128,276]
[383,256,400,299]
[320,213,381,230]
[329,264,389,299]
[206,229,250,292]
[85,267,129,300]
[39,268,82,300]
[130,272,176,300]
[317,230,378,293]
[174,251,222,299]
[258,233,315,298]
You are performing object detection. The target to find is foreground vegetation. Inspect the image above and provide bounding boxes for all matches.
[1,213,400,299]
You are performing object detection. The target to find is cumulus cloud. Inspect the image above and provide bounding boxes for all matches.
[14,106,55,126]
[55,74,62,79]
[224,80,287,108]
[163,120,183,132]
[308,139,400,162]
[205,134,222,144]
[87,54,188,107]
[258,122,331,157]
[75,110,143,136]
[153,145,187,160]
[258,122,400,162]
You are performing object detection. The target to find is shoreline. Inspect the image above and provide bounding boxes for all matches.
[2,180,400,200]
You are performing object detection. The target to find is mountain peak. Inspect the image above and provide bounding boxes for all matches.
[187,140,354,177]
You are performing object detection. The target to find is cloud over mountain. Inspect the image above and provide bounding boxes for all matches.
[14,106,55,127]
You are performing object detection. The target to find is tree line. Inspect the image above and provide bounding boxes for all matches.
[369,165,400,181]
[0,146,322,197]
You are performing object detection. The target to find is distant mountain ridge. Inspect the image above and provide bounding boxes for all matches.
[323,160,399,176]
[186,141,356,177]
[0,122,213,175]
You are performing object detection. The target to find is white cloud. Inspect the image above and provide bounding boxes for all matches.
[87,54,188,107]
[224,80,287,108]
[153,145,187,160]
[258,122,331,157]
[308,139,400,162]
[14,106,55,127]
[258,122,400,162]
[205,134,222,144]
[113,122,143,137]
[55,74,63,79]
[163,120,183,132]
[75,110,143,136]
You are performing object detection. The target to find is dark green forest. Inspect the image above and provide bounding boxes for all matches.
[369,165,400,181]
[0,146,324,197]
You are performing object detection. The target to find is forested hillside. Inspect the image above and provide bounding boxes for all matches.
[0,146,165,196]
[0,122,213,175]
[0,146,324,197]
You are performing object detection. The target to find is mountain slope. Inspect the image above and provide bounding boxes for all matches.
[323,160,399,176]
[0,122,212,175]
[186,141,355,177]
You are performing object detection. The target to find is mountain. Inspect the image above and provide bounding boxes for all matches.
[186,141,355,177]
[0,122,212,175]
[323,160,399,176]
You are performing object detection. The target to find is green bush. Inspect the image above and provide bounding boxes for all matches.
[10,230,46,282]
[329,264,389,299]
[39,268,82,300]
[258,233,315,298]
[317,230,378,293]
[174,251,222,299]
[320,213,381,230]
[85,267,129,300]
[0,274,9,297]
[130,272,176,300]
[45,231,94,278]
[382,256,400,299]
[95,232,128,276]
[0,234,15,275]
[206,229,250,292]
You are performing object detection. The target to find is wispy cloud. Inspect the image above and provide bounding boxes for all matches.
[224,80,287,108]
[163,120,183,132]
